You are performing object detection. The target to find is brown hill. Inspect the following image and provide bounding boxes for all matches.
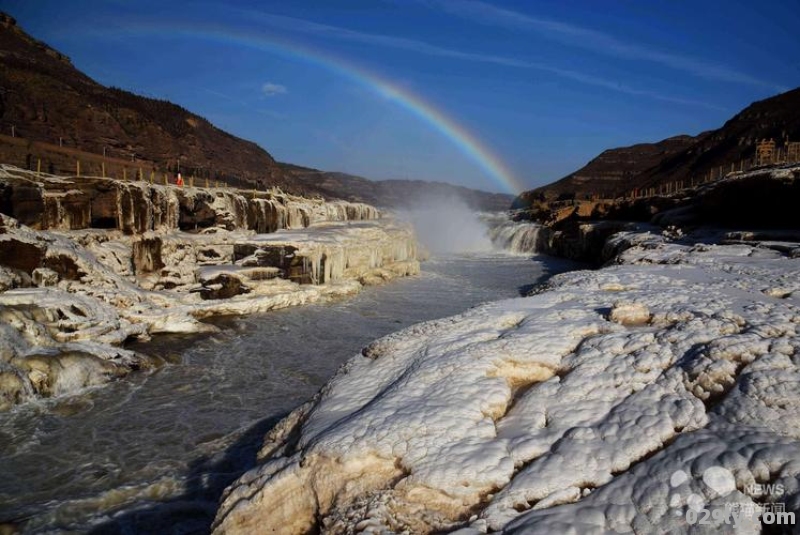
[0,13,510,204]
[0,12,301,192]
[519,134,699,203]
[280,163,515,211]
[633,87,800,192]
[516,86,800,207]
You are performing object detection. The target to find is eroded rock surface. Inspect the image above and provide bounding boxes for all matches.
[0,164,380,234]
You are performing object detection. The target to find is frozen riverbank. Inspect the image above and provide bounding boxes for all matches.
[214,230,800,534]
[0,166,419,410]
[0,252,575,534]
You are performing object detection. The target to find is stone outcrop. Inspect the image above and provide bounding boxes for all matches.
[0,165,380,234]
[497,165,800,266]
[489,217,642,265]
[534,220,640,264]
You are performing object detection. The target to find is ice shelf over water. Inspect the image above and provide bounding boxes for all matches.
[213,230,800,534]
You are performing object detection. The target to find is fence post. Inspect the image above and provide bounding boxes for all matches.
[205,177,209,189]
[101,162,106,178]
[76,159,81,177]
[37,158,41,176]
[164,173,168,186]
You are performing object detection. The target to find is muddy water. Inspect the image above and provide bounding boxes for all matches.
[0,253,578,534]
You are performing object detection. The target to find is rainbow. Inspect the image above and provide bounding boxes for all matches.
[96,21,525,194]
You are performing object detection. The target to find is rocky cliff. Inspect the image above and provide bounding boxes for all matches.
[494,164,800,265]
[0,164,378,235]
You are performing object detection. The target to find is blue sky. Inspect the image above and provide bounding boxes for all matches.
[3,0,798,193]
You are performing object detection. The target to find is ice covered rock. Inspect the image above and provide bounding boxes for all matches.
[0,203,418,409]
[0,165,413,410]
[0,164,380,235]
[32,267,59,287]
[198,273,251,300]
[608,300,651,325]
[213,234,800,534]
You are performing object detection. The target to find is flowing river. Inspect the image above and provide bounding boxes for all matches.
[0,252,577,534]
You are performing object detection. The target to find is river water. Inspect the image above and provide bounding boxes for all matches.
[0,252,577,534]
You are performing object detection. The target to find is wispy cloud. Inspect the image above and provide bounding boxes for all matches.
[416,0,784,91]
[262,82,288,96]
[236,9,722,109]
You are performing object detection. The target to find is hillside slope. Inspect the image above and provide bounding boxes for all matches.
[280,163,515,211]
[634,87,800,191]
[0,13,297,191]
[517,86,800,206]
[0,13,511,205]
[520,134,699,203]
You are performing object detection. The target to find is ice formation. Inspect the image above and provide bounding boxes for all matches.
[0,166,418,409]
[213,231,800,534]
[0,164,380,234]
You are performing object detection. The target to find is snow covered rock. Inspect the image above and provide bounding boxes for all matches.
[213,235,800,534]
[608,301,651,325]
[0,169,417,410]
